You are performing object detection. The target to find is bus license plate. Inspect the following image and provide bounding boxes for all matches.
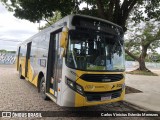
[101,95,111,101]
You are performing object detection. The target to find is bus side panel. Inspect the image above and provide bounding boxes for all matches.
[37,33,49,81]
[32,75,39,87]
[21,57,26,77]
[18,44,27,77]
[28,37,39,84]
[60,61,77,107]
[29,33,50,87]
[27,59,34,81]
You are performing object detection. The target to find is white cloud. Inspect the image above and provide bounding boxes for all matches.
[0,3,41,51]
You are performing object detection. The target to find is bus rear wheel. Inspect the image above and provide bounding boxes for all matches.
[40,77,49,100]
[19,66,24,79]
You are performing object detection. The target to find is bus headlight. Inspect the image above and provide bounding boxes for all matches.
[66,78,75,89]
[66,77,84,96]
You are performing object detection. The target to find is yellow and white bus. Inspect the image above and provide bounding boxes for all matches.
[16,14,125,107]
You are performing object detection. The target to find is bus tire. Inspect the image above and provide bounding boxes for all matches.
[19,66,24,79]
[40,77,49,100]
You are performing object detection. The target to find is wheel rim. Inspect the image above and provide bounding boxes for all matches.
[41,81,45,94]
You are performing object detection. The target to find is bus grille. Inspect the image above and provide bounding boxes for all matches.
[80,74,123,82]
[85,89,122,102]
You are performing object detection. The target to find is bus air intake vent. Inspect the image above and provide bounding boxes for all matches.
[85,89,122,102]
[80,74,123,82]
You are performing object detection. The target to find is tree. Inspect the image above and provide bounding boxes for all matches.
[1,0,160,71]
[147,53,160,62]
[0,49,16,53]
[39,11,62,30]
[125,20,160,71]
[0,49,7,53]
[1,0,160,32]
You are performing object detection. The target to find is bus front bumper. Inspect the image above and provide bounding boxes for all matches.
[74,88,125,107]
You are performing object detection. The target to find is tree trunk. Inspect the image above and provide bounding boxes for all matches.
[137,58,148,71]
[137,45,150,71]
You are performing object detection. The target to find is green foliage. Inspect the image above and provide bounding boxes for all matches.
[0,49,16,53]
[125,54,134,61]
[1,0,74,22]
[125,19,160,65]
[124,51,159,63]
[146,53,160,62]
[0,49,7,52]
[1,0,160,31]
[125,53,139,61]
[157,55,160,62]
[132,0,160,23]
[8,51,16,53]
[126,22,160,51]
[39,11,62,30]
[1,0,160,66]
[126,20,160,51]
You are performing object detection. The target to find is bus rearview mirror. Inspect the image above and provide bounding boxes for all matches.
[60,27,68,48]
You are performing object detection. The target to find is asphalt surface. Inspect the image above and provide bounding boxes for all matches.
[0,65,158,120]
[125,73,160,111]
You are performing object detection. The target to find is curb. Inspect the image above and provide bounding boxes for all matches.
[123,100,160,118]
[123,100,148,111]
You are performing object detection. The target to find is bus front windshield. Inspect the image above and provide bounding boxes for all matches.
[66,30,125,71]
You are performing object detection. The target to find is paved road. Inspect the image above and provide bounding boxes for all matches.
[125,74,160,111]
[0,65,158,120]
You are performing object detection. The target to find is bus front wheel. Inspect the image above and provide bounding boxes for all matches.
[40,77,49,100]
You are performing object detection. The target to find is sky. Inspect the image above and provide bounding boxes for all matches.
[0,2,87,52]
[0,3,42,51]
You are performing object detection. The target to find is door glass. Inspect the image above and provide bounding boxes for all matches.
[52,34,59,92]
[25,42,32,77]
[52,33,63,95]
[57,33,63,82]
[17,46,21,70]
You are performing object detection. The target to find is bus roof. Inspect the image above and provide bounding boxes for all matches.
[18,14,123,46]
[72,14,122,29]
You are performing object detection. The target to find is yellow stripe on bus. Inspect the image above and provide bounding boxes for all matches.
[50,89,54,95]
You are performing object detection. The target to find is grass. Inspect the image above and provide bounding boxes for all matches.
[126,70,158,76]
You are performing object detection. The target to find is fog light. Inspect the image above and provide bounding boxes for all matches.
[76,84,84,95]
[76,85,83,93]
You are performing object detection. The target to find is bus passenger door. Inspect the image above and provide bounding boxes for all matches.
[51,33,59,98]
[17,46,21,71]
[25,42,32,79]
[47,31,62,98]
